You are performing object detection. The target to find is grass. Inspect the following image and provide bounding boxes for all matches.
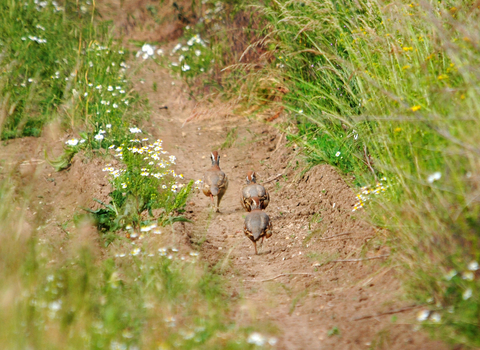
[187,0,480,346]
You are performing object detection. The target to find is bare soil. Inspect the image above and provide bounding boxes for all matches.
[0,2,450,348]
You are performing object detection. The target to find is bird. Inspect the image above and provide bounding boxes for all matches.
[244,197,273,255]
[202,151,229,212]
[240,171,270,212]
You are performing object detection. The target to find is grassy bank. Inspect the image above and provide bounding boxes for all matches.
[209,0,480,346]
[0,1,263,348]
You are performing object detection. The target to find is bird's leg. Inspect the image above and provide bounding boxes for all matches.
[254,241,258,255]
[260,236,265,251]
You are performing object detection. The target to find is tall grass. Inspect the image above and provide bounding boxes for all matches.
[215,0,480,346]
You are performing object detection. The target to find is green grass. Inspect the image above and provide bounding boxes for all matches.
[204,0,480,346]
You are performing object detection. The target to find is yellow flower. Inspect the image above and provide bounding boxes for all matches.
[438,74,448,80]
[403,47,413,51]
[402,65,411,70]
[394,127,402,132]
[410,105,421,112]
[460,94,466,100]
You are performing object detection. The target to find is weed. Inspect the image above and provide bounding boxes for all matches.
[327,326,340,337]
[221,127,238,149]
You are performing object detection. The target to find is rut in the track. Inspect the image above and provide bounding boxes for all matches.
[132,59,447,350]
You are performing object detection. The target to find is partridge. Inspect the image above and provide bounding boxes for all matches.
[244,197,273,255]
[241,171,270,212]
[202,151,229,212]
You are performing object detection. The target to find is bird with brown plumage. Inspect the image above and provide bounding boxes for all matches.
[240,171,270,212]
[202,151,229,212]
[243,197,273,254]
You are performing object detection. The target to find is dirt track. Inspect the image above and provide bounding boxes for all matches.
[130,58,447,349]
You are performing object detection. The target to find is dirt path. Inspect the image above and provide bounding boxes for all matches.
[131,58,447,349]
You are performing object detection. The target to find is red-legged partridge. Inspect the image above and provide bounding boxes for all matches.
[244,197,273,255]
[241,171,270,212]
[202,151,229,212]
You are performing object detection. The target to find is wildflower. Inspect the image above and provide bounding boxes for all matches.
[462,271,474,281]
[113,103,118,108]
[130,247,141,256]
[195,49,201,56]
[94,134,104,141]
[468,261,479,271]
[65,139,79,146]
[410,105,421,112]
[106,124,112,129]
[431,313,441,323]
[124,100,129,105]
[156,48,164,56]
[416,310,430,321]
[48,300,62,312]
[445,269,457,280]
[394,127,402,132]
[247,333,266,346]
[121,183,127,189]
[335,151,341,157]
[402,47,413,51]
[129,127,142,134]
[463,288,472,300]
[172,43,182,53]
[427,172,442,183]
[107,85,114,91]
[438,74,448,80]
[181,64,191,72]
[96,85,102,90]
[142,44,155,57]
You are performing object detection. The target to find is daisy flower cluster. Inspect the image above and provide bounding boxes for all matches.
[135,43,164,60]
[165,32,213,76]
[416,261,479,326]
[27,0,63,12]
[352,177,388,211]
[101,128,189,221]
[114,245,200,264]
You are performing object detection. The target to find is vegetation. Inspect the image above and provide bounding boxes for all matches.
[209,0,480,346]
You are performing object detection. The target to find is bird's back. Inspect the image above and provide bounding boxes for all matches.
[245,210,271,241]
[242,184,267,199]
